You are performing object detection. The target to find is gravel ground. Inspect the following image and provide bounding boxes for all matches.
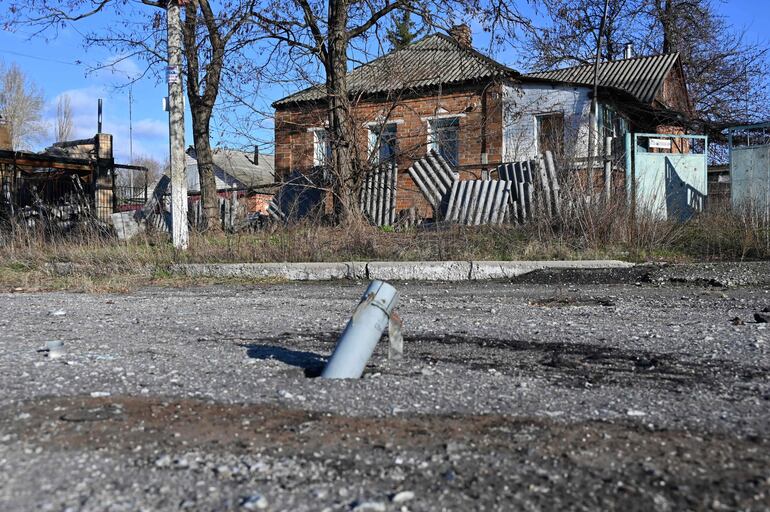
[1,263,769,511]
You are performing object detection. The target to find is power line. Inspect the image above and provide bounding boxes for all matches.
[0,48,82,67]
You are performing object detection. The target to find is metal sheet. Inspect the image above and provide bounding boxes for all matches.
[628,133,708,221]
[443,179,512,225]
[406,150,458,212]
[359,161,398,226]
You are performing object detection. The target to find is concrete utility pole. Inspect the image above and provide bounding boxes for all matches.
[588,0,610,199]
[166,0,188,250]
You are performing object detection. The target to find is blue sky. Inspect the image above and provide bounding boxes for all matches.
[0,0,767,163]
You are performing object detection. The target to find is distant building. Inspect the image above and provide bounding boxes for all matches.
[185,147,276,214]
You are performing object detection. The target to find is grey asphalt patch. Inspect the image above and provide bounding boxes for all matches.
[1,273,769,511]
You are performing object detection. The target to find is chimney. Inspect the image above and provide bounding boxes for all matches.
[97,98,103,133]
[624,43,634,59]
[449,24,472,48]
[253,145,259,165]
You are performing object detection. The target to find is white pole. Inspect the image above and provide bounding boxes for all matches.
[167,0,188,249]
[129,85,134,194]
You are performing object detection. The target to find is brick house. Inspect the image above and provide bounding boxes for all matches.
[273,26,691,218]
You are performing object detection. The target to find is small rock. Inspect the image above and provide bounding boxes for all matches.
[391,491,415,504]
[215,465,232,478]
[49,310,66,317]
[90,391,111,398]
[154,454,172,468]
[730,317,744,325]
[626,409,646,417]
[240,494,268,510]
[353,501,386,512]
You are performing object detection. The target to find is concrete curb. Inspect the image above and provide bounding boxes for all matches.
[168,260,634,282]
[169,262,366,281]
[470,260,636,280]
[367,261,471,281]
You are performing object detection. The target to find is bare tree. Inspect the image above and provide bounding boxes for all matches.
[4,0,260,230]
[0,62,46,150]
[181,0,257,230]
[115,154,164,190]
[521,0,642,68]
[520,0,770,132]
[55,93,73,142]
[635,0,770,130]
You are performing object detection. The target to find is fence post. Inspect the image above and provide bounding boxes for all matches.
[111,166,118,213]
[604,136,612,202]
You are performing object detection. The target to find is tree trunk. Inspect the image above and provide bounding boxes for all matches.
[326,0,360,225]
[183,0,224,231]
[191,105,220,230]
[660,0,674,54]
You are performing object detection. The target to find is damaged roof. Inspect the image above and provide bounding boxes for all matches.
[185,148,275,193]
[273,34,518,106]
[524,53,681,105]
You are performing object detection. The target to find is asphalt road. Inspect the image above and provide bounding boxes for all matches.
[1,264,769,511]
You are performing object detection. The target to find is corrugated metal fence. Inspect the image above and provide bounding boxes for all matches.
[406,150,458,211]
[495,152,561,223]
[443,180,512,225]
[359,161,397,226]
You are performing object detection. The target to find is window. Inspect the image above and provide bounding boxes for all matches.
[598,104,629,156]
[313,129,331,167]
[369,123,398,164]
[429,117,460,166]
[536,113,564,156]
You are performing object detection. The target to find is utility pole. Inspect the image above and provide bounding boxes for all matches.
[588,0,610,200]
[167,0,188,250]
[129,85,134,192]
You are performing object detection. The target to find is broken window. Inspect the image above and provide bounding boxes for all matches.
[429,117,460,166]
[536,112,564,156]
[369,123,398,164]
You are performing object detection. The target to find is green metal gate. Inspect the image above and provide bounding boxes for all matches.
[625,133,708,221]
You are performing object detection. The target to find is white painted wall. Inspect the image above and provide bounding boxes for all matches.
[502,82,594,162]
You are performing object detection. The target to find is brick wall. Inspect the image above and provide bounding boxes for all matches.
[274,82,504,217]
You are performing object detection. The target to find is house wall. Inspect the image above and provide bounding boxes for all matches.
[656,66,691,115]
[502,82,592,162]
[274,82,504,217]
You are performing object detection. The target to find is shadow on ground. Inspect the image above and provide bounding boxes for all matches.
[238,343,329,377]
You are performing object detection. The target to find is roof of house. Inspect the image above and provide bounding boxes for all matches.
[524,53,681,105]
[273,33,518,106]
[185,148,275,193]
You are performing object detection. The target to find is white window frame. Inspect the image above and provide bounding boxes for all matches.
[368,122,398,164]
[426,116,461,166]
[308,127,330,167]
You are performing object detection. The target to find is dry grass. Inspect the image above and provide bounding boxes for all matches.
[0,198,767,293]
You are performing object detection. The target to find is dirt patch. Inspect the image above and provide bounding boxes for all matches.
[3,395,769,510]
[407,335,770,394]
[530,295,616,307]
